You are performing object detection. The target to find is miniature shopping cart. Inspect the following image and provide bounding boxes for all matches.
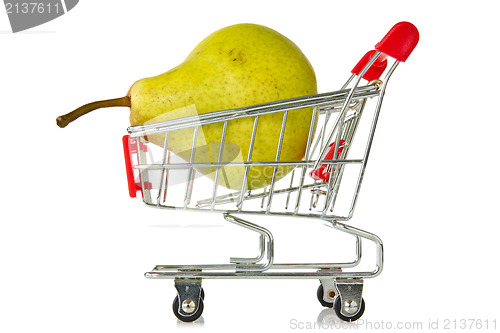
[122,22,419,322]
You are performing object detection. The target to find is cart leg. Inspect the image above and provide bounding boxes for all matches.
[318,274,340,308]
[173,278,204,322]
[223,213,274,272]
[230,234,265,265]
[334,278,365,322]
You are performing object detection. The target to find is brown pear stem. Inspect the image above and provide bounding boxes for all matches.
[56,96,131,128]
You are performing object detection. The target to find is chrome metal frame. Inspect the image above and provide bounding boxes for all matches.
[125,51,401,320]
[145,214,383,280]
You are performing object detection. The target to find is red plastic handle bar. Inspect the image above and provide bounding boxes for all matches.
[351,22,419,80]
[375,21,419,62]
[351,50,388,81]
[122,135,141,198]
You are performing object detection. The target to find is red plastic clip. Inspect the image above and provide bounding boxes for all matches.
[310,140,345,182]
[375,21,419,62]
[122,135,142,198]
[351,22,418,80]
[351,50,388,81]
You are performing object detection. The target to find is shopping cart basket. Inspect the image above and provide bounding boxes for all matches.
[122,22,419,322]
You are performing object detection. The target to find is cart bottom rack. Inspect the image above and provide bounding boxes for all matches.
[145,213,383,322]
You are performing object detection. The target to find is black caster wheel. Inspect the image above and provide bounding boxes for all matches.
[172,295,204,322]
[317,284,334,308]
[333,296,365,322]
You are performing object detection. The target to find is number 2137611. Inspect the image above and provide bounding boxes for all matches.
[443,319,497,330]
[5,2,61,14]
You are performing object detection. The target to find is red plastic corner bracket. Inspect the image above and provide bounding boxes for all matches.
[122,135,141,198]
[375,21,419,62]
[310,140,346,182]
[351,50,388,81]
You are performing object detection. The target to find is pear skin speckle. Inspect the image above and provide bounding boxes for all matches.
[129,23,317,190]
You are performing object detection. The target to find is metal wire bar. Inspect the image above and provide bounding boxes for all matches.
[237,115,259,211]
[266,111,289,213]
[134,158,363,170]
[294,106,319,214]
[156,131,170,204]
[210,121,228,211]
[128,85,380,137]
[329,100,367,212]
[184,126,199,208]
[348,61,399,219]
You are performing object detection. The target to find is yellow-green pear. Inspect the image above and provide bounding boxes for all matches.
[57,23,317,190]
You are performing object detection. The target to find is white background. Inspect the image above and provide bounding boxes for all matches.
[1,1,499,332]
